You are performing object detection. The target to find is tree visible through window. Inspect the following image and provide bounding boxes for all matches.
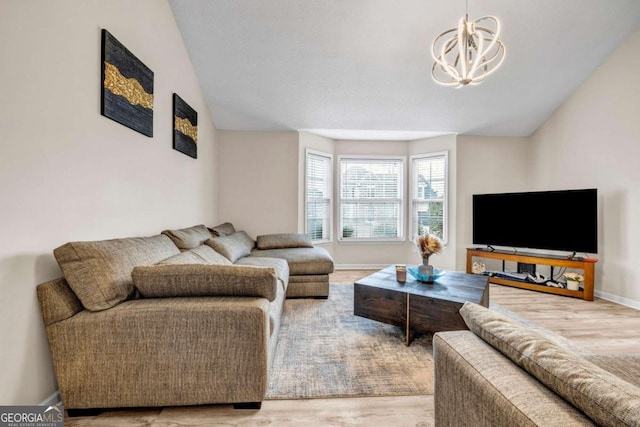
[339,157,404,240]
[412,153,447,242]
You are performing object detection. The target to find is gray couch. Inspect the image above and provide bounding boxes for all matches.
[434,302,640,426]
[36,223,334,412]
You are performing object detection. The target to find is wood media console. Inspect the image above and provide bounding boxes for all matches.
[466,248,597,301]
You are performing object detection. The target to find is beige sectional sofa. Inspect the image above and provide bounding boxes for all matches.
[434,302,640,426]
[36,223,334,412]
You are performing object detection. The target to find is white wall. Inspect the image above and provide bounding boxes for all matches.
[455,136,530,270]
[217,131,299,238]
[0,0,218,404]
[528,29,640,307]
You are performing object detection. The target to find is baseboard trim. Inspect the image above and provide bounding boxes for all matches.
[335,264,388,270]
[39,390,61,406]
[595,290,640,310]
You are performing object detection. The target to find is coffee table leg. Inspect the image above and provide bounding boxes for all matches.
[406,294,413,346]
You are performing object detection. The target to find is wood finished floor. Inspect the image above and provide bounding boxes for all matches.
[65,269,640,426]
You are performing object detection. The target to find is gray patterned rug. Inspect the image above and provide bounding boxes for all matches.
[265,283,564,400]
[266,284,434,399]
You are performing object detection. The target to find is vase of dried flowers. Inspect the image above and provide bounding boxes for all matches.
[415,233,444,277]
[421,255,434,275]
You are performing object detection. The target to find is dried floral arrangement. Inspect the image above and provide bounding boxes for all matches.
[415,233,444,257]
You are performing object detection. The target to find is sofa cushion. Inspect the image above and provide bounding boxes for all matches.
[161,225,212,250]
[208,222,236,237]
[54,235,180,311]
[250,246,334,275]
[235,256,289,292]
[460,302,640,427]
[205,231,255,263]
[157,245,232,266]
[132,264,278,301]
[256,233,313,250]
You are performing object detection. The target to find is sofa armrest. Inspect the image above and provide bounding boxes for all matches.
[434,331,595,426]
[132,264,278,301]
[45,297,270,409]
[37,278,84,326]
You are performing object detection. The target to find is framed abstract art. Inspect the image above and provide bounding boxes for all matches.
[101,29,154,137]
[173,94,198,158]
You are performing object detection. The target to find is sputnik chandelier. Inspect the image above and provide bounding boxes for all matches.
[431,0,505,88]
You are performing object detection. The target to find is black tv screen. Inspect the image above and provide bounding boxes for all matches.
[473,189,598,253]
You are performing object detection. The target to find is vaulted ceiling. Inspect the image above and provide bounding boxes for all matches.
[169,0,640,139]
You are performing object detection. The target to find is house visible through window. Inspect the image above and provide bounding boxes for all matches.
[338,156,404,241]
[305,150,332,242]
[411,152,447,242]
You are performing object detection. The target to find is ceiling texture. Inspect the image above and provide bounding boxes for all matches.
[169,0,640,139]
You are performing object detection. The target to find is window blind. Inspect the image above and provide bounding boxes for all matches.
[412,153,447,241]
[339,157,404,240]
[306,151,332,242]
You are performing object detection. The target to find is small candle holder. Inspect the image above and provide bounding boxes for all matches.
[396,264,407,283]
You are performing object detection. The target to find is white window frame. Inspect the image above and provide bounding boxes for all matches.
[337,155,405,243]
[410,151,448,244]
[305,149,333,243]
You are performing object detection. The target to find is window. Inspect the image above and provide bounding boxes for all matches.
[411,152,448,242]
[305,150,332,242]
[338,156,404,241]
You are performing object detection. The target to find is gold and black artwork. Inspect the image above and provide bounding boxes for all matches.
[173,94,198,159]
[101,29,154,137]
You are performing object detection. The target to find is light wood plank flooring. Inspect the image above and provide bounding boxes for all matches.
[64,269,640,426]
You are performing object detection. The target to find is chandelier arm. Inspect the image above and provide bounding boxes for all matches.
[476,37,505,66]
[479,47,504,67]
[457,17,468,79]
[431,62,462,87]
[468,32,485,77]
[439,38,462,79]
[474,17,501,59]
[475,16,501,35]
[431,28,458,62]
[474,47,505,79]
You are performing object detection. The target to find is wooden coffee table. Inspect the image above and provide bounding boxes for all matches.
[354,265,489,345]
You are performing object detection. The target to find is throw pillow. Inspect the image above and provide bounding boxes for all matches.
[460,302,640,427]
[54,235,180,311]
[161,224,212,250]
[208,222,236,237]
[157,245,233,266]
[256,233,314,250]
[205,231,255,263]
[132,264,278,301]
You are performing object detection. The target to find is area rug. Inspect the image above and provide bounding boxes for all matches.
[265,283,434,399]
[265,283,567,400]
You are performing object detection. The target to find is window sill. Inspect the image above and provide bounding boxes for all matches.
[311,239,332,245]
[338,238,406,245]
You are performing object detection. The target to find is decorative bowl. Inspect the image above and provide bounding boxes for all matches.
[407,266,446,283]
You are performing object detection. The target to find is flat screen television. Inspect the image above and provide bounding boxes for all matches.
[472,188,598,254]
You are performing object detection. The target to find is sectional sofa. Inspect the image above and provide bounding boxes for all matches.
[36,223,334,411]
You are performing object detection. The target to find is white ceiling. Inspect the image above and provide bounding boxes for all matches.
[169,0,640,139]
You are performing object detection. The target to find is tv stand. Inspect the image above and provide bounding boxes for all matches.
[466,248,596,301]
